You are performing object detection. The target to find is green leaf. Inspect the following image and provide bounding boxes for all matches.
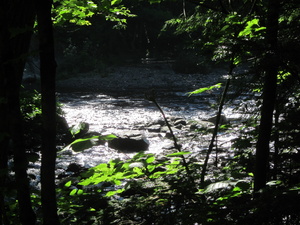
[150,171,167,178]
[69,139,96,152]
[77,189,83,195]
[63,134,116,152]
[238,18,266,38]
[70,189,77,196]
[133,167,144,175]
[105,188,125,197]
[95,163,108,171]
[78,179,92,186]
[166,151,191,157]
[232,186,241,192]
[98,134,117,140]
[147,164,156,172]
[146,156,155,164]
[111,0,122,5]
[187,83,222,96]
[64,181,72,187]
[266,180,282,186]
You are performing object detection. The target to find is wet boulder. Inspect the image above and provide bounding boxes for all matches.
[146,124,161,132]
[188,120,214,131]
[173,118,187,129]
[207,114,227,125]
[108,130,149,152]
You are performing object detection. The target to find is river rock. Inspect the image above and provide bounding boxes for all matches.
[188,120,214,131]
[66,163,83,173]
[174,118,187,126]
[108,130,149,152]
[147,124,161,132]
[207,114,227,125]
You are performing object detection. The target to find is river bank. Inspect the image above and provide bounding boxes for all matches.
[56,63,228,94]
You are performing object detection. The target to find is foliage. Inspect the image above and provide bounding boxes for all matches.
[64,134,117,152]
[187,83,222,96]
[57,145,300,224]
[52,0,135,28]
[20,90,42,120]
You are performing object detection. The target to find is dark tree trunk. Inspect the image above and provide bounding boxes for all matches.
[0,41,10,225]
[254,0,280,192]
[0,1,36,224]
[0,6,10,224]
[35,0,60,224]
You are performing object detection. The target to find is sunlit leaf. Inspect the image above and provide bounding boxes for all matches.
[105,188,125,197]
[187,83,222,96]
[266,180,282,186]
[64,181,72,187]
[238,18,266,38]
[63,134,116,152]
[111,0,122,5]
[95,163,108,170]
[70,189,77,196]
[167,151,191,157]
[232,186,241,192]
[99,134,117,140]
[146,156,155,164]
[147,164,156,172]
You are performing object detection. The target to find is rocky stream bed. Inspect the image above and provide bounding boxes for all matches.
[28,63,250,186]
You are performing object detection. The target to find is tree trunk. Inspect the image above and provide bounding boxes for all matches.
[254,0,280,192]
[0,6,10,224]
[35,0,60,224]
[0,1,37,224]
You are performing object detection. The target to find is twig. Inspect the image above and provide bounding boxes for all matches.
[200,55,235,187]
[145,90,197,190]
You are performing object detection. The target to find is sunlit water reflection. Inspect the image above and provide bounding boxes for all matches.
[25,65,256,190]
[56,88,243,170]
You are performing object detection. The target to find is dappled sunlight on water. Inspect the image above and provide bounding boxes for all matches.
[55,66,252,169]
[56,89,245,169]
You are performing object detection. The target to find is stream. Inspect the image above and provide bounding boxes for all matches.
[55,65,247,167]
[28,64,249,186]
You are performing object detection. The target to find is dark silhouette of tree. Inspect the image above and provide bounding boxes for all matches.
[0,0,59,223]
[0,0,36,224]
[1,1,132,223]
[254,0,280,192]
[35,0,60,224]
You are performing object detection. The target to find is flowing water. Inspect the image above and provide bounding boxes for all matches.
[28,65,250,186]
[55,65,247,169]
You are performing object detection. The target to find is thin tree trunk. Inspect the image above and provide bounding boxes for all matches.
[199,53,236,187]
[254,0,280,192]
[200,71,231,187]
[35,0,60,224]
[272,106,280,180]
